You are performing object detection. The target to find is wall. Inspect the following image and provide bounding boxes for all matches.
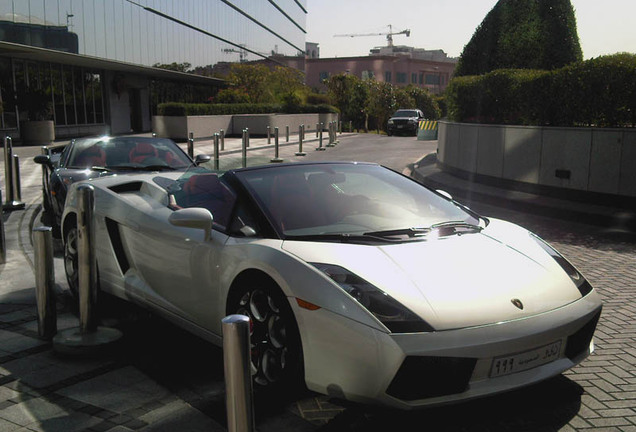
[438,121,636,198]
[153,113,339,140]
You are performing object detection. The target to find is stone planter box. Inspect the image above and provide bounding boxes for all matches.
[438,121,636,198]
[152,113,339,140]
[19,120,55,145]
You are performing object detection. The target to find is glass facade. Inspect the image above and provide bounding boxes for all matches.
[0,0,306,67]
[0,0,307,133]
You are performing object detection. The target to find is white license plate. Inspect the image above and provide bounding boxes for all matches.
[490,340,562,378]
[397,125,404,129]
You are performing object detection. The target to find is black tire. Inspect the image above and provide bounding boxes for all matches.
[64,225,80,300]
[228,277,304,395]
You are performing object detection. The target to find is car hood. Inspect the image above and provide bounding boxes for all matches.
[282,219,583,330]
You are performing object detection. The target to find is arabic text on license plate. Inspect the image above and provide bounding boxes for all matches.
[397,125,403,129]
[490,340,562,378]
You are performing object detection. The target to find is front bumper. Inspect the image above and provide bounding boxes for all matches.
[387,121,418,134]
[293,290,602,409]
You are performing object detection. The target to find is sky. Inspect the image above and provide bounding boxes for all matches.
[306,0,636,60]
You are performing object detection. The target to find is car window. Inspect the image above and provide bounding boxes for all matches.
[236,164,477,237]
[167,172,237,230]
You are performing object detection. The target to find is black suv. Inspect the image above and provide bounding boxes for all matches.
[386,109,424,136]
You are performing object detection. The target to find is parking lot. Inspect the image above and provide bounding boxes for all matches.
[1,134,635,431]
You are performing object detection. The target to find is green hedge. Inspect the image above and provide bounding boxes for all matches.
[157,102,339,116]
[447,53,636,127]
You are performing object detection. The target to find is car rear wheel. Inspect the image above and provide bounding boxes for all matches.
[229,278,304,395]
[64,225,80,300]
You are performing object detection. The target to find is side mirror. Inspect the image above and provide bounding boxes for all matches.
[169,207,213,241]
[34,155,54,169]
[195,154,211,166]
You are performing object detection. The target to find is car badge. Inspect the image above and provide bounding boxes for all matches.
[511,299,524,310]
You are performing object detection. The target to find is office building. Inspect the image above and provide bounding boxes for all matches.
[0,0,307,140]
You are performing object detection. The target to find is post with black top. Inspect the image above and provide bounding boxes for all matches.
[267,126,271,144]
[316,127,325,151]
[246,128,250,147]
[213,133,220,170]
[52,184,122,355]
[295,125,306,156]
[271,127,283,163]
[188,132,194,159]
[33,226,57,340]
[222,314,255,432]
[3,136,24,210]
[349,120,353,132]
[220,129,225,151]
[241,129,248,168]
[316,123,319,138]
[286,125,289,142]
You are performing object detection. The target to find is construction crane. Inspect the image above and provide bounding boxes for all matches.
[334,25,411,47]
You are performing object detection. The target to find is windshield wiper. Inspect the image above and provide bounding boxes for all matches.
[430,221,483,234]
[285,233,401,244]
[363,227,431,238]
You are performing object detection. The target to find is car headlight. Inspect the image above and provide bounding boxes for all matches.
[311,263,434,333]
[530,234,593,297]
[387,119,394,125]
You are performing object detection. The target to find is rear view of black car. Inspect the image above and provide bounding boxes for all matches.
[387,109,424,136]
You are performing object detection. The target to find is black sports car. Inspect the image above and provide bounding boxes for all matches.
[34,135,209,237]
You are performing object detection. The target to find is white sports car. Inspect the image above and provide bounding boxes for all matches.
[61,162,602,409]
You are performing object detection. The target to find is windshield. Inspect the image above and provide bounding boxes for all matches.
[66,136,192,170]
[235,163,478,238]
[392,110,419,118]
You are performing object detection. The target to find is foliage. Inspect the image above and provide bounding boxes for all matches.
[402,85,441,120]
[157,102,338,116]
[455,0,582,77]
[224,64,307,104]
[446,53,636,127]
[306,93,331,105]
[153,62,192,73]
[215,88,251,104]
[365,81,397,131]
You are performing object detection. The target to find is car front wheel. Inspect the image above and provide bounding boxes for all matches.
[229,278,304,394]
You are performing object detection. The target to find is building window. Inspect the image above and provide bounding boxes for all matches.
[419,73,423,84]
[411,73,417,84]
[361,70,375,80]
[319,71,329,82]
[385,71,392,83]
[396,72,407,84]
[425,74,441,85]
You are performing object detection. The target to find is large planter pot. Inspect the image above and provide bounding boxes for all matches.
[20,120,55,145]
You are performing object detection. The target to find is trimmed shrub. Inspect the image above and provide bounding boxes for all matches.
[157,102,339,116]
[447,53,636,127]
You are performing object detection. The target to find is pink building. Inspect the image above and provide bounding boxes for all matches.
[304,55,456,94]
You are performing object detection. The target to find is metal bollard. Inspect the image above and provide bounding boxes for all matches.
[0,189,5,264]
[13,155,21,202]
[220,129,225,151]
[267,126,271,144]
[349,120,353,132]
[188,132,194,159]
[3,136,24,210]
[285,125,289,142]
[316,128,325,151]
[222,315,255,432]
[241,129,248,168]
[33,226,57,340]
[295,125,306,156]
[316,123,319,138]
[152,132,157,137]
[77,184,98,333]
[246,128,250,148]
[271,127,283,163]
[213,133,220,171]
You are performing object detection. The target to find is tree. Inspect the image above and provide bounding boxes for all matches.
[325,74,369,131]
[455,0,583,76]
[402,85,441,119]
[365,81,397,133]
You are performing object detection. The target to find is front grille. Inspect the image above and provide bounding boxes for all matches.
[565,308,602,361]
[386,356,477,401]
